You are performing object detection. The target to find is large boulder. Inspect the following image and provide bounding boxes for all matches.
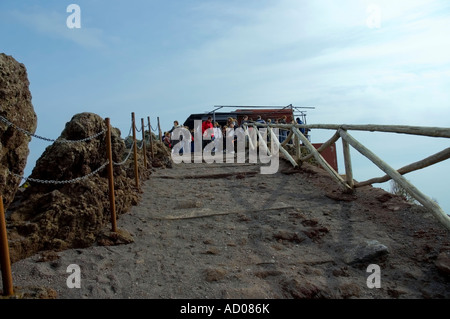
[7,113,148,262]
[0,53,37,210]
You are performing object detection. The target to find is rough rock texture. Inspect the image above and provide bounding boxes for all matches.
[0,53,37,210]
[343,240,390,265]
[150,138,172,169]
[435,249,450,276]
[5,156,450,299]
[6,112,171,263]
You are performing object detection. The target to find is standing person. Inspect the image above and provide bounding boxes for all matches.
[240,115,249,128]
[179,126,191,155]
[279,116,287,143]
[274,119,281,141]
[163,132,172,149]
[226,122,236,154]
[240,115,250,149]
[255,115,266,125]
[202,116,215,149]
[255,115,266,143]
[296,117,306,135]
[213,122,223,153]
[168,120,179,134]
[169,120,180,147]
[190,129,195,153]
[222,125,228,153]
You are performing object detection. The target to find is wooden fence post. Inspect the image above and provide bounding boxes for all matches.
[157,117,162,143]
[0,195,14,296]
[132,112,139,188]
[294,129,301,162]
[341,130,354,189]
[148,116,154,158]
[141,118,147,168]
[105,118,117,233]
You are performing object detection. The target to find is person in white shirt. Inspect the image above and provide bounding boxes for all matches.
[213,122,223,153]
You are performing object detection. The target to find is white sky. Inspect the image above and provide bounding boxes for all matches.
[1,0,449,213]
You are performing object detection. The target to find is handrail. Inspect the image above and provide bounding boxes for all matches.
[252,122,450,231]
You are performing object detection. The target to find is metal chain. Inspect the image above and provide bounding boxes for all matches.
[9,162,109,185]
[135,125,142,132]
[122,123,133,140]
[57,130,106,143]
[0,115,106,143]
[4,115,147,184]
[138,139,145,150]
[113,141,135,166]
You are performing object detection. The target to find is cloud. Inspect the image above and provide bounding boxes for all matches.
[9,8,109,50]
[170,0,450,127]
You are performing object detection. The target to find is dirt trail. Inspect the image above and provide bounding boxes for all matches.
[5,158,450,299]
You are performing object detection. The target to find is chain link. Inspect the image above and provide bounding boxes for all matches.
[0,115,106,143]
[113,142,135,166]
[3,115,148,184]
[137,139,144,150]
[9,162,109,185]
[58,130,106,143]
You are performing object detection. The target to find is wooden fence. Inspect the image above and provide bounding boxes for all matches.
[251,123,450,231]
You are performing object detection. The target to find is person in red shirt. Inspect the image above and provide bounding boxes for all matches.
[201,116,215,149]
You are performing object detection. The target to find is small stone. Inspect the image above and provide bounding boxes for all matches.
[435,251,450,276]
[345,240,389,265]
[204,268,227,282]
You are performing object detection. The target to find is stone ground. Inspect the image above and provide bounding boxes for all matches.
[3,156,450,299]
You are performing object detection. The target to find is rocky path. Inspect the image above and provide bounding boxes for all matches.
[5,158,450,299]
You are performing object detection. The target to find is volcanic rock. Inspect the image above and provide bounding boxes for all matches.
[435,250,450,276]
[344,240,389,265]
[6,112,151,262]
[0,53,37,210]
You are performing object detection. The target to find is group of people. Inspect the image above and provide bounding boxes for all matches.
[162,115,309,154]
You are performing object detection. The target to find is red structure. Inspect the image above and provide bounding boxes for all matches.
[313,143,338,172]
